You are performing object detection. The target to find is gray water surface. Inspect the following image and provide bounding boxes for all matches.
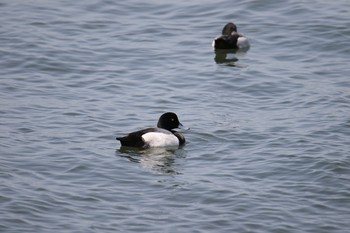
[1,0,350,232]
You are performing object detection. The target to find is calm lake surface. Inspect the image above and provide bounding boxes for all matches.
[1,0,350,232]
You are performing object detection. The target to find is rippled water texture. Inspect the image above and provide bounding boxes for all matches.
[1,0,350,232]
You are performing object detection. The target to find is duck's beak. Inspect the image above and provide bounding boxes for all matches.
[178,123,190,130]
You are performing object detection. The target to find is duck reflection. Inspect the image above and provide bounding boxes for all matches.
[214,44,250,66]
[214,49,239,64]
[117,146,186,175]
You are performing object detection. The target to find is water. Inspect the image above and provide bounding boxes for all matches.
[1,0,350,232]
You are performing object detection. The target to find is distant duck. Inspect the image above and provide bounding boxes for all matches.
[212,22,250,50]
[116,112,185,149]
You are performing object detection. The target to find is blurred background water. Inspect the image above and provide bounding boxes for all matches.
[1,0,350,232]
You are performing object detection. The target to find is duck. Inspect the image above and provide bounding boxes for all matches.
[116,112,186,149]
[212,22,250,50]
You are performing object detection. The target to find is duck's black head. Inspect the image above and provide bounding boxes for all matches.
[157,112,183,131]
[222,22,237,35]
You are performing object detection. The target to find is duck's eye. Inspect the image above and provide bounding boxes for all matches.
[171,118,174,121]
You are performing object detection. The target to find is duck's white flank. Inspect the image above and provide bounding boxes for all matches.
[237,36,250,49]
[211,39,216,48]
[141,132,179,147]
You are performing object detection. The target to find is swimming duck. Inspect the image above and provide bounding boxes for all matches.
[212,22,250,50]
[116,112,185,149]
